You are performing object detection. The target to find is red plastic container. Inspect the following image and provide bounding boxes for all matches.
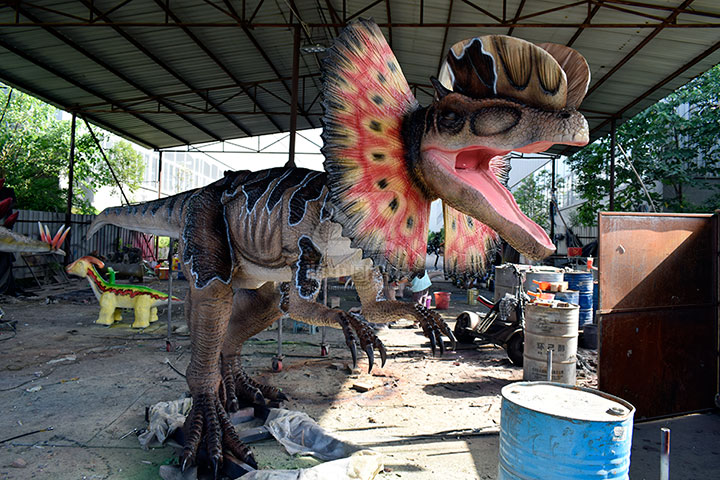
[434,291,451,310]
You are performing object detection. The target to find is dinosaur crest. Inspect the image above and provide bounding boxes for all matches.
[322,19,429,273]
[438,35,590,111]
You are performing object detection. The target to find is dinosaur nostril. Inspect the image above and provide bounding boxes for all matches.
[560,112,571,119]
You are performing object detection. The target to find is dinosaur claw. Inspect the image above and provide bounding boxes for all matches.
[428,332,437,356]
[379,344,387,368]
[181,455,191,472]
[365,344,374,373]
[438,332,445,355]
[245,454,258,470]
[350,341,358,368]
[211,457,220,480]
[277,391,289,402]
[447,330,457,351]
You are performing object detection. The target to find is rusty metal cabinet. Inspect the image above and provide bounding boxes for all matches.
[598,212,719,418]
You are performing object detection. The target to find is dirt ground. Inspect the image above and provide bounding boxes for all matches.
[0,275,717,479]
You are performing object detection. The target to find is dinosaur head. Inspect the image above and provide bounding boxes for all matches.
[415,35,590,260]
[66,256,105,278]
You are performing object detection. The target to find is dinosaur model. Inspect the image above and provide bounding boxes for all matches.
[0,222,69,255]
[65,255,181,328]
[88,20,590,474]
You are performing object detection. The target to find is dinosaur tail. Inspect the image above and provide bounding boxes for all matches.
[88,190,197,239]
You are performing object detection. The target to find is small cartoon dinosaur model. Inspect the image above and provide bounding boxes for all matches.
[88,20,590,473]
[65,256,181,328]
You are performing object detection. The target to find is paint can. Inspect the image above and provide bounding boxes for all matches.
[467,288,478,305]
[523,302,579,384]
[498,382,635,479]
[565,271,594,327]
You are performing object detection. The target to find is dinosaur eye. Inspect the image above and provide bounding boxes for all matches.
[437,109,465,133]
[470,107,521,136]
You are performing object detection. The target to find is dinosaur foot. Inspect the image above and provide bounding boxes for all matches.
[221,360,288,412]
[181,393,257,476]
[413,304,457,355]
[338,311,387,372]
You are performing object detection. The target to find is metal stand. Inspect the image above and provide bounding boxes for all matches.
[660,427,670,480]
[272,315,284,372]
[166,239,174,352]
[320,277,329,357]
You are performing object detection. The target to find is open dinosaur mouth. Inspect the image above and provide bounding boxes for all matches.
[438,145,556,256]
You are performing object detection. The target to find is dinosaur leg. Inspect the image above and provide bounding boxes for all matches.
[352,269,456,355]
[113,309,123,322]
[150,307,158,323]
[180,279,256,472]
[131,297,152,329]
[219,282,285,412]
[96,295,115,325]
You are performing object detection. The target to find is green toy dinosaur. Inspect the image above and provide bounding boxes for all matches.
[88,20,590,474]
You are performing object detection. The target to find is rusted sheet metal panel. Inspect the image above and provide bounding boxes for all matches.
[599,213,714,312]
[598,308,717,418]
[598,212,719,418]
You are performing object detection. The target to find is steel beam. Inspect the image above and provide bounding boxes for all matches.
[585,0,696,99]
[81,0,253,137]
[566,1,602,47]
[287,26,300,168]
[151,0,284,132]
[0,36,175,147]
[506,0,526,36]
[609,118,616,211]
[12,5,220,143]
[221,0,315,128]
[436,0,454,75]
[64,112,76,264]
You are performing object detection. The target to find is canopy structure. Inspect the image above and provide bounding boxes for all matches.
[0,1,719,156]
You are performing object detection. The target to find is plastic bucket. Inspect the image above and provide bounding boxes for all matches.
[498,382,635,479]
[434,292,451,310]
[565,271,594,327]
[523,303,579,384]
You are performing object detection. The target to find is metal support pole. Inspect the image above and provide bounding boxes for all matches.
[166,238,174,351]
[550,155,556,245]
[660,427,670,480]
[321,277,328,356]
[155,151,163,260]
[64,113,76,264]
[609,118,616,211]
[546,348,553,382]
[285,25,300,168]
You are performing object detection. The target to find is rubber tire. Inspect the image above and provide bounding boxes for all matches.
[506,333,524,367]
[453,315,476,345]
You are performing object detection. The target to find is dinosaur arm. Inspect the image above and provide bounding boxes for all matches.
[352,269,456,355]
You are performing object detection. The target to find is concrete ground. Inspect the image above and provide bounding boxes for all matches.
[0,274,717,479]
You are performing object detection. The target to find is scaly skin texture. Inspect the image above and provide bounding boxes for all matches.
[88,20,591,475]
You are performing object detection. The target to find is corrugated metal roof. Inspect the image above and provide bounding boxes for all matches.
[0,0,718,154]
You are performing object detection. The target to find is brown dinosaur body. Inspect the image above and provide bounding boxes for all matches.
[88,19,590,475]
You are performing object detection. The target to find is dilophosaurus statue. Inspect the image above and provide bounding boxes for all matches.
[88,19,590,474]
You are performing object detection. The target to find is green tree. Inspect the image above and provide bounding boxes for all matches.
[0,85,145,213]
[567,64,720,226]
[514,170,559,230]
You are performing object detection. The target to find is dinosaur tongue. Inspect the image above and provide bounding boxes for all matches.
[454,148,555,256]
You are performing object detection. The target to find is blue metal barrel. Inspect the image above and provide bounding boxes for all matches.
[564,271,594,327]
[498,382,635,479]
[554,289,579,305]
